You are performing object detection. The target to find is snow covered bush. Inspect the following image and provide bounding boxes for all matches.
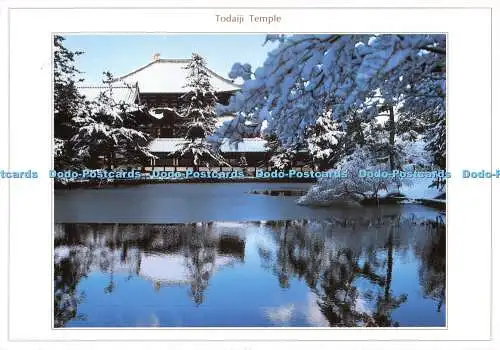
[297,148,402,206]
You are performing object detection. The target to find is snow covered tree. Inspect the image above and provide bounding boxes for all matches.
[357,107,401,170]
[305,110,346,170]
[71,72,155,169]
[228,62,253,81]
[263,134,296,170]
[54,38,154,172]
[297,147,403,206]
[180,54,218,140]
[216,34,445,168]
[269,149,297,170]
[219,34,446,201]
[173,54,227,170]
[53,35,86,170]
[393,39,446,170]
[54,36,85,139]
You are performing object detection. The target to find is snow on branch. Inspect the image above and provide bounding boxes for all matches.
[216,34,445,155]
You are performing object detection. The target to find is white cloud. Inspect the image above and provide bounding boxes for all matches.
[263,304,295,325]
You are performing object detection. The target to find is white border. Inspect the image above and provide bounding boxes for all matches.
[0,1,497,350]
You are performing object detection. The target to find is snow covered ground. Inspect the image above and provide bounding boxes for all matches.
[384,177,444,200]
[297,176,445,208]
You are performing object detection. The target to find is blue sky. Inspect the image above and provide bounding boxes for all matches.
[63,34,277,85]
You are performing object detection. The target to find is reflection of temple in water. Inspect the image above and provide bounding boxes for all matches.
[54,223,246,286]
[54,216,445,328]
[54,222,247,326]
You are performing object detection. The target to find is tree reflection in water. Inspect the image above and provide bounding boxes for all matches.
[257,214,445,327]
[54,213,445,327]
[417,217,446,312]
[54,223,246,326]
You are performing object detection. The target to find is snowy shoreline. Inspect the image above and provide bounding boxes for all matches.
[296,176,445,210]
[53,176,317,189]
[54,177,445,211]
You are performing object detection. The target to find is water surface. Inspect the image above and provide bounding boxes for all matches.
[54,183,445,327]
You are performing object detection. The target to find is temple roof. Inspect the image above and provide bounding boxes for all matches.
[110,58,241,94]
[77,82,139,105]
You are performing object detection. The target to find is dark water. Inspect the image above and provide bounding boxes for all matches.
[54,213,445,327]
[55,182,361,223]
[54,183,445,327]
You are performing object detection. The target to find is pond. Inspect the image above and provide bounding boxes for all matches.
[54,183,446,327]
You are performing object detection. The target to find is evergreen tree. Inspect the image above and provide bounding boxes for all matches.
[71,72,154,169]
[53,35,86,170]
[265,134,297,170]
[174,54,226,170]
[305,110,346,170]
[54,37,153,172]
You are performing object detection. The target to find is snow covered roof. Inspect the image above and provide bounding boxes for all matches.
[219,138,269,153]
[139,254,238,286]
[110,58,241,94]
[77,83,139,105]
[148,138,269,153]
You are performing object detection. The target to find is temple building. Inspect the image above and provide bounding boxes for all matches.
[78,54,271,169]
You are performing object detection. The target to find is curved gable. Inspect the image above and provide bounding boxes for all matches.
[111,59,241,94]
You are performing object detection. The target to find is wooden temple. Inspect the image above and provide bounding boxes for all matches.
[78,54,309,170]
